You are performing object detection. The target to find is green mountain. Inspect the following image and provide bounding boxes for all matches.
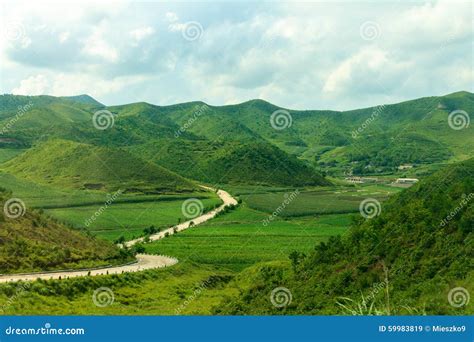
[0,91,472,184]
[2,139,197,193]
[128,139,329,186]
[216,158,474,315]
[60,94,104,107]
[0,189,130,273]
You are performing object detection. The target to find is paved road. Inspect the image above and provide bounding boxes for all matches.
[0,187,237,283]
[0,254,178,283]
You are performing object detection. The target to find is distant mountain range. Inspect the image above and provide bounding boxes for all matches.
[0,91,472,187]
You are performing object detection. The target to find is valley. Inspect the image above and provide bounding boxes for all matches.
[0,92,472,315]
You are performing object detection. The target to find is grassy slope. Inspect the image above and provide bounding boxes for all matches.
[128,138,329,186]
[217,158,474,315]
[2,139,197,193]
[1,92,472,182]
[0,190,130,274]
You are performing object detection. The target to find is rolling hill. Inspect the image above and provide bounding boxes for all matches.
[216,158,474,315]
[128,139,329,186]
[1,139,197,193]
[0,189,130,273]
[0,91,472,184]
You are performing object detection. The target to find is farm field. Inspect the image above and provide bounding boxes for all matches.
[238,184,401,216]
[0,170,222,241]
[144,205,353,271]
[45,195,222,241]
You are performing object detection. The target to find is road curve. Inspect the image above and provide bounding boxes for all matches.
[0,254,178,284]
[0,187,237,283]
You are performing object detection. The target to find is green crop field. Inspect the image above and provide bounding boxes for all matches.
[45,195,222,241]
[143,206,352,271]
[239,184,401,216]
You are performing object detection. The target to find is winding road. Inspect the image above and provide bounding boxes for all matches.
[0,187,237,283]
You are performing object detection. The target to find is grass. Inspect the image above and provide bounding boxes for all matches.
[0,148,25,163]
[45,195,222,241]
[0,262,236,315]
[143,205,352,271]
[239,184,401,216]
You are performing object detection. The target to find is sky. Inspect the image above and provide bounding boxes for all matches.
[0,0,472,110]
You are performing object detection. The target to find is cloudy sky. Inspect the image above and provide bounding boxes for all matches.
[0,0,472,110]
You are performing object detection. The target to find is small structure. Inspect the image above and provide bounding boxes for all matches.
[395,178,419,184]
[345,176,378,184]
[397,164,414,170]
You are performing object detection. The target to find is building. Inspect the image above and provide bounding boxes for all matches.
[397,164,414,170]
[395,178,419,184]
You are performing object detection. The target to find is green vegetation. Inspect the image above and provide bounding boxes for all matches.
[217,159,474,315]
[0,263,235,315]
[45,194,222,241]
[0,92,472,316]
[240,184,401,216]
[144,206,351,271]
[2,139,196,193]
[0,190,131,274]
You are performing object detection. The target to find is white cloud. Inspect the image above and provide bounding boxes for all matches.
[12,74,49,95]
[165,12,179,23]
[129,27,154,42]
[1,0,472,109]
[81,25,119,63]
